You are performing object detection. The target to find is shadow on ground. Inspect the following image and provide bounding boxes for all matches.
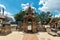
[0,32,12,36]
[24,30,38,34]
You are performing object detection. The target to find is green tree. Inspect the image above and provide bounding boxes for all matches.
[39,11,52,24]
[14,11,27,22]
[14,6,40,22]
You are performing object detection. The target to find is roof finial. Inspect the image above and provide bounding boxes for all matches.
[29,3,31,7]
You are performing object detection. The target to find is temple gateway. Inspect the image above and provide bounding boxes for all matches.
[23,6,37,33]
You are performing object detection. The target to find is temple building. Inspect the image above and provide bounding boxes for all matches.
[0,7,11,35]
[0,6,60,34]
[0,8,5,27]
[23,6,37,33]
[49,18,57,28]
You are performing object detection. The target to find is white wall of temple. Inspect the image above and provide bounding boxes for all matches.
[0,19,3,23]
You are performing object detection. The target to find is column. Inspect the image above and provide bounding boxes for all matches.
[32,21,37,33]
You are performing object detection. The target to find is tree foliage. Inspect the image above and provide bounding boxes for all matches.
[39,12,52,24]
[14,8,52,24]
[14,11,27,21]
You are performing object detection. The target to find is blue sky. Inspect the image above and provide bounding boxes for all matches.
[0,0,60,19]
[0,0,40,14]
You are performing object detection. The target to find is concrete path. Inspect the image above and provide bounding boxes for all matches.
[37,32,60,40]
[23,34,38,40]
[0,31,24,40]
[0,32,60,40]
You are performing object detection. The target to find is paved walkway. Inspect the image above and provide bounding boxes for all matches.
[37,32,60,40]
[0,31,24,40]
[23,34,38,40]
[0,32,60,40]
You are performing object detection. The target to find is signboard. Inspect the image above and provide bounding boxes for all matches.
[28,25,32,30]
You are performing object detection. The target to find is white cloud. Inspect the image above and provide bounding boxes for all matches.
[4,11,15,21]
[0,4,6,9]
[54,11,60,17]
[21,3,36,11]
[38,0,60,12]
[0,4,15,21]
[21,3,29,11]
[55,14,60,17]
[38,4,48,12]
[39,0,45,5]
[39,0,60,17]
[51,10,60,17]
[4,11,11,16]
